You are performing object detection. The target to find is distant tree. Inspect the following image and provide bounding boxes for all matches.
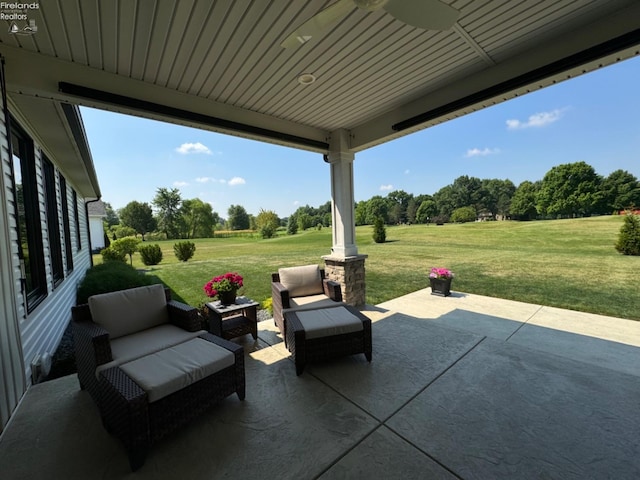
[355,201,367,226]
[181,198,218,238]
[510,181,540,220]
[364,196,389,225]
[615,214,640,255]
[287,214,298,235]
[406,198,418,224]
[256,209,280,238]
[110,224,137,239]
[482,179,516,219]
[415,199,437,224]
[386,190,412,223]
[153,188,183,239]
[297,212,312,231]
[451,206,477,223]
[451,176,483,211]
[119,201,156,240]
[433,185,456,218]
[227,204,250,230]
[537,162,602,217]
[600,169,640,212]
[103,202,120,227]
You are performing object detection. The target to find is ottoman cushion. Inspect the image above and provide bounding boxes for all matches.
[296,306,364,340]
[120,337,234,402]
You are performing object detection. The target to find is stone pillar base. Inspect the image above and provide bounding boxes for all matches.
[322,254,368,307]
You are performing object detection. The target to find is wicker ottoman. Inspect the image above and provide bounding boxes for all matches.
[284,305,372,375]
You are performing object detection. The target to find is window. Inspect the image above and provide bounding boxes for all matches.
[73,189,81,250]
[10,121,47,311]
[43,156,64,287]
[59,173,73,272]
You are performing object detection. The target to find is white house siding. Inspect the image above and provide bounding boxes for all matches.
[89,216,105,251]
[0,90,25,432]
[0,105,93,430]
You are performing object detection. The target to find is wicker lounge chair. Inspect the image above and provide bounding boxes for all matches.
[271,264,343,343]
[72,284,245,471]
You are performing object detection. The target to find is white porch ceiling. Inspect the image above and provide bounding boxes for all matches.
[1,0,639,156]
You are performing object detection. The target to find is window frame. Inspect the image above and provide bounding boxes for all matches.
[9,119,47,312]
[43,156,64,288]
[72,189,81,251]
[59,173,74,273]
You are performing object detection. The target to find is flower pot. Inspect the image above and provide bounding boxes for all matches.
[218,290,237,306]
[430,277,452,297]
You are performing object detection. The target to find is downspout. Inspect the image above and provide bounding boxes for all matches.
[84,198,101,267]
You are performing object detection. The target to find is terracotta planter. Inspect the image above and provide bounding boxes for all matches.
[429,277,452,297]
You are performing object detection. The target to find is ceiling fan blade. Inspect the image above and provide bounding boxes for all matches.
[384,0,460,31]
[281,0,355,49]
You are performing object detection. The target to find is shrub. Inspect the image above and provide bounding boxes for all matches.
[373,216,386,243]
[110,236,141,265]
[615,213,640,255]
[451,206,477,223]
[174,241,196,261]
[100,246,126,263]
[261,297,273,315]
[139,243,163,265]
[76,262,156,304]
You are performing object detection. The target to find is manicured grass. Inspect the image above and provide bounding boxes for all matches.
[95,216,639,320]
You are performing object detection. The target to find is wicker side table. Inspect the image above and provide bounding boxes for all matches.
[205,296,259,340]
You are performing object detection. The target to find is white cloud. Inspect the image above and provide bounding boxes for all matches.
[173,181,189,187]
[506,108,565,130]
[465,147,501,157]
[293,200,300,206]
[175,142,212,155]
[228,177,246,186]
[380,184,393,191]
[195,177,212,183]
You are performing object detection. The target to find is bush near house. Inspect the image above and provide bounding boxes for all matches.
[100,245,126,263]
[76,262,157,304]
[451,206,477,223]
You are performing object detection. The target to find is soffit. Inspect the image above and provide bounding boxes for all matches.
[1,0,639,153]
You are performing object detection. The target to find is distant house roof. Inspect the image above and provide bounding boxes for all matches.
[87,200,107,218]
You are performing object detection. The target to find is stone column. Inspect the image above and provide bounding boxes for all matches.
[322,254,368,307]
[323,129,367,306]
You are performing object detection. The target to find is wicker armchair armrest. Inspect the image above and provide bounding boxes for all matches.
[167,300,202,332]
[199,332,245,400]
[72,305,113,365]
[272,281,290,309]
[323,279,343,302]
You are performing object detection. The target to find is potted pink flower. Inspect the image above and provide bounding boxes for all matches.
[429,267,454,296]
[204,272,244,305]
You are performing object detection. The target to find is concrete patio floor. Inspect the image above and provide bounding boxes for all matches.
[1,288,639,479]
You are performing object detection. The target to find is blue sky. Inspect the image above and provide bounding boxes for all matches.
[81,55,640,218]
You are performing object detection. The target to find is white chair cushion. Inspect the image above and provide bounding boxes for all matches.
[120,338,235,403]
[278,264,323,297]
[296,306,363,340]
[88,284,169,339]
[96,324,206,375]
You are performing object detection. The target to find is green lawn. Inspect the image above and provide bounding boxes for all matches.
[97,216,639,320]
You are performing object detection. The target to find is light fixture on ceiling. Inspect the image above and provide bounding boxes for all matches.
[297,73,316,85]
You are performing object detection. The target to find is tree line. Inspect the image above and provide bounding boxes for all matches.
[355,161,640,225]
[104,161,640,242]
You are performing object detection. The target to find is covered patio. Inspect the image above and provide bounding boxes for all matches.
[2,290,639,479]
